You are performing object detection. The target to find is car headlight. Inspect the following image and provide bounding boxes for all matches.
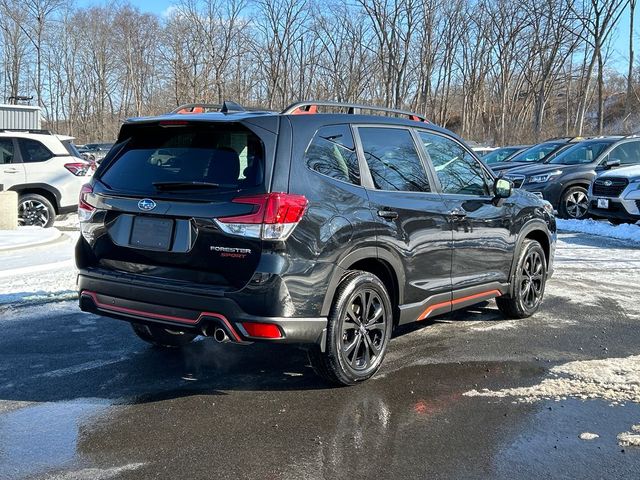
[527,170,563,184]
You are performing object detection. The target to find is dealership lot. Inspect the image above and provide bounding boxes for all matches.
[0,230,638,479]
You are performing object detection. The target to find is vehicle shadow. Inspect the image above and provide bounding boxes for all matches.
[0,300,513,405]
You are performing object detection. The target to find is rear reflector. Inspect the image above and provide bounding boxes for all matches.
[215,192,308,240]
[241,322,282,339]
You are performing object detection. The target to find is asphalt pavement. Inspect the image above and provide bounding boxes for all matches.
[0,232,639,479]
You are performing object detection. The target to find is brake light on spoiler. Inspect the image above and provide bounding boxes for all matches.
[214,192,308,240]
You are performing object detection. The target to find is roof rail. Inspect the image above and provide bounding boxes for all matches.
[171,100,246,115]
[282,101,429,123]
[0,128,51,135]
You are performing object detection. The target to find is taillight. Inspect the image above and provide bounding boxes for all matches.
[78,184,95,221]
[65,162,92,176]
[215,192,308,240]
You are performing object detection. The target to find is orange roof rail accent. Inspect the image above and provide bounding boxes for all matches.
[291,105,318,115]
[283,101,430,123]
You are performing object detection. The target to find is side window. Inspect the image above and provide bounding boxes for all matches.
[418,132,490,196]
[0,138,15,165]
[18,138,53,163]
[608,142,640,165]
[304,125,360,185]
[358,127,430,192]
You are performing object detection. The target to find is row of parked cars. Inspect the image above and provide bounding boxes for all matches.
[483,136,640,224]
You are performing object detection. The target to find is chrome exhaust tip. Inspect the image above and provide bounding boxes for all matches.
[213,327,230,343]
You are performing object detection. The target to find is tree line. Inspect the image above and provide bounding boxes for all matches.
[0,0,637,145]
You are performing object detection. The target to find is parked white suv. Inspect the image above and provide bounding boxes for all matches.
[0,129,94,227]
[589,164,640,225]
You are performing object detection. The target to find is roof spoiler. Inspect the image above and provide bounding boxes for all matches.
[170,101,246,115]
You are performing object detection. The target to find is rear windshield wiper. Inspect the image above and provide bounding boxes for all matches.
[153,181,225,191]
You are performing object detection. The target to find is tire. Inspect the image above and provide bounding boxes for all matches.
[18,193,56,228]
[558,186,589,219]
[497,240,547,319]
[131,323,197,348]
[308,270,393,386]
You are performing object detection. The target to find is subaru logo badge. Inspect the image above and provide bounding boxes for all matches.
[138,198,156,211]
[603,180,612,187]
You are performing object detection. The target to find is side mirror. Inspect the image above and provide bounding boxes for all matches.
[494,178,512,199]
[603,158,621,169]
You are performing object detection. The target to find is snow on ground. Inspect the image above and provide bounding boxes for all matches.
[617,426,640,447]
[0,231,79,308]
[53,213,80,231]
[0,227,61,250]
[557,218,640,243]
[464,355,640,405]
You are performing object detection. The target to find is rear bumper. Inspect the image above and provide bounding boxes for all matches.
[78,273,327,347]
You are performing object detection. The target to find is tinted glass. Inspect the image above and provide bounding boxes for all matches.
[509,142,564,163]
[483,147,520,164]
[18,139,53,163]
[100,124,264,194]
[305,125,359,185]
[608,141,640,165]
[62,140,81,158]
[359,127,430,192]
[419,132,490,196]
[0,138,14,165]
[549,141,614,165]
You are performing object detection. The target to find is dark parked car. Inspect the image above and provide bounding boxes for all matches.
[503,136,640,219]
[482,145,530,164]
[76,101,556,385]
[589,164,640,225]
[491,138,581,174]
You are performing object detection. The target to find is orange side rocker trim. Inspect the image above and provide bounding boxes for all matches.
[417,289,502,321]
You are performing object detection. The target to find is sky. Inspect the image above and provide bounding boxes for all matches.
[76,0,640,71]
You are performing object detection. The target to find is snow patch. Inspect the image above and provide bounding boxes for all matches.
[579,432,599,440]
[464,355,640,404]
[617,426,640,447]
[0,226,61,250]
[557,219,640,243]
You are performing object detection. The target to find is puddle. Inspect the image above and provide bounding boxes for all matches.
[0,399,112,479]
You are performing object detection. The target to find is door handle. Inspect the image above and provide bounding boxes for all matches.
[447,208,467,219]
[3,168,19,173]
[377,210,398,220]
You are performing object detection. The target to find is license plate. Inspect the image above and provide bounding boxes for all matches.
[597,198,609,209]
[130,216,173,250]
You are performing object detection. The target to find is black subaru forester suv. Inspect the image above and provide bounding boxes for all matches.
[76,101,556,385]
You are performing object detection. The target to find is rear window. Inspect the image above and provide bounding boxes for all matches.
[99,123,265,194]
[62,140,81,158]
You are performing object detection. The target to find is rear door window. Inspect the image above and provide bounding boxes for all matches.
[18,138,53,163]
[358,127,430,192]
[99,123,265,195]
[304,125,360,185]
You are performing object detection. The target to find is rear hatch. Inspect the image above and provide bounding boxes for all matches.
[85,120,277,290]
